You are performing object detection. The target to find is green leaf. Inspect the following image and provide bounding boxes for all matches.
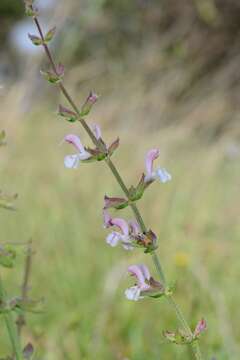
[28,34,43,46]
[44,26,56,43]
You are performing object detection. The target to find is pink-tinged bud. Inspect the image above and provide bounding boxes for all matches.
[44,26,56,43]
[58,105,77,122]
[91,123,101,140]
[194,318,207,337]
[80,91,99,117]
[28,34,43,46]
[145,149,160,180]
[108,137,120,157]
[88,91,98,104]
[64,134,85,153]
[104,195,128,210]
[56,63,65,77]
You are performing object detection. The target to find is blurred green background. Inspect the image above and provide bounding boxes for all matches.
[0,0,240,359]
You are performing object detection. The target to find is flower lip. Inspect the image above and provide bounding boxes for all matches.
[155,168,172,183]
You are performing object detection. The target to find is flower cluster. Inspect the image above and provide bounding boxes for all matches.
[63,123,172,300]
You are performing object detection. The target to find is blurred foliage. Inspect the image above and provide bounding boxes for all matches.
[0,0,24,44]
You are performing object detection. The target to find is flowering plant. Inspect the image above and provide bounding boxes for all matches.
[23,1,207,358]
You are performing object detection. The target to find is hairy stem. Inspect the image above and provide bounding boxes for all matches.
[31,14,203,360]
[0,276,23,360]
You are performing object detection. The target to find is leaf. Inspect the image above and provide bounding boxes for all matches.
[28,34,43,46]
[44,26,56,43]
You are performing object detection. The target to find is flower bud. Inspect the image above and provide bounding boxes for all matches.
[108,137,120,157]
[58,105,77,122]
[80,91,98,117]
[104,195,129,210]
[194,318,207,338]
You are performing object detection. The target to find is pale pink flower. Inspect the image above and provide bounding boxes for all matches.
[144,148,171,183]
[125,264,151,301]
[103,210,133,250]
[64,134,91,168]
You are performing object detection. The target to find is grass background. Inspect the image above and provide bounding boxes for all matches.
[0,107,239,359]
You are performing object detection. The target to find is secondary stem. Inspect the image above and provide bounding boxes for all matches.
[0,276,23,360]
[32,14,203,360]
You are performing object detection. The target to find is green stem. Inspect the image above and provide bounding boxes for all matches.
[0,276,23,360]
[31,14,203,360]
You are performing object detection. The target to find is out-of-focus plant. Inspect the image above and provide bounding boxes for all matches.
[0,131,35,360]
[25,0,207,358]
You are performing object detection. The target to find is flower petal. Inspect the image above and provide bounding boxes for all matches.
[145,149,160,179]
[155,168,172,183]
[78,150,91,160]
[64,154,80,169]
[106,232,121,247]
[128,264,147,288]
[64,134,85,152]
[125,286,142,301]
[138,264,151,281]
[111,218,129,237]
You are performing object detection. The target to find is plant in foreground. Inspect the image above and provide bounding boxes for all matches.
[0,131,36,360]
[25,1,206,358]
